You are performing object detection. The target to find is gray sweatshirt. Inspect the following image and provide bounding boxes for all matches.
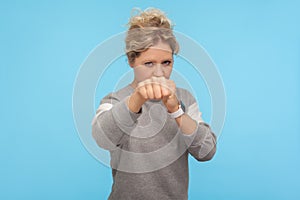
[92,85,217,200]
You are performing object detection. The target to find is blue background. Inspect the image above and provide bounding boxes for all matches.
[1,0,299,199]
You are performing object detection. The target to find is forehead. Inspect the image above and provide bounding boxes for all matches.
[139,43,173,61]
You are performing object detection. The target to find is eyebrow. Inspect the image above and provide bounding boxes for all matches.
[142,58,173,62]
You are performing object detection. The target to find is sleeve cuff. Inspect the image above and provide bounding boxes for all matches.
[179,122,211,147]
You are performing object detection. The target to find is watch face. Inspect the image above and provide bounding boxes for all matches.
[180,100,185,112]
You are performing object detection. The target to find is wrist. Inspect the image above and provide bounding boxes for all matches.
[168,100,185,118]
[167,99,185,113]
[128,93,145,113]
[168,100,186,119]
[167,104,180,113]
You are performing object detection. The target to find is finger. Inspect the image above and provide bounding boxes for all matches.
[144,79,154,99]
[137,81,148,99]
[158,77,169,96]
[170,80,176,93]
[139,86,148,99]
[165,79,176,96]
[151,77,162,99]
[137,80,145,88]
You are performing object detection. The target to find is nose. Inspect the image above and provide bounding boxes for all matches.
[153,64,164,77]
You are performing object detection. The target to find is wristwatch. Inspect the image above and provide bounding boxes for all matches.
[169,100,185,119]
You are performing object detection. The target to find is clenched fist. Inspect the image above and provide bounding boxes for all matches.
[128,77,180,113]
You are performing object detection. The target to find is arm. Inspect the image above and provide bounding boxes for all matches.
[129,77,217,161]
[91,93,142,151]
[177,92,217,161]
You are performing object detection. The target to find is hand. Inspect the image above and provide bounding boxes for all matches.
[135,77,180,112]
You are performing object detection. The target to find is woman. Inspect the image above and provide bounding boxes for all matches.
[92,8,217,200]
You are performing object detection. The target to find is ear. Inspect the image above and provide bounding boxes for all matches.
[128,61,135,68]
[127,56,135,68]
[129,63,134,68]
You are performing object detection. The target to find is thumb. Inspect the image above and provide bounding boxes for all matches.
[162,95,169,104]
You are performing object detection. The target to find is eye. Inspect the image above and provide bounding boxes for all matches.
[144,62,154,67]
[162,60,172,66]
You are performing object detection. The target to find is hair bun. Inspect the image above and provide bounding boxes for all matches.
[127,7,174,30]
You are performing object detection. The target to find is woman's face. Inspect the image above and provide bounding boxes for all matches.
[130,42,174,87]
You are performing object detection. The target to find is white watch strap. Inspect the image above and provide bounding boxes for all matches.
[169,104,184,118]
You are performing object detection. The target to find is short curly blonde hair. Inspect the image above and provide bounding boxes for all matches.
[125,8,180,65]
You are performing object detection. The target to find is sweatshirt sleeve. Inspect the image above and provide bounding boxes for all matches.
[179,90,217,161]
[91,93,142,151]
